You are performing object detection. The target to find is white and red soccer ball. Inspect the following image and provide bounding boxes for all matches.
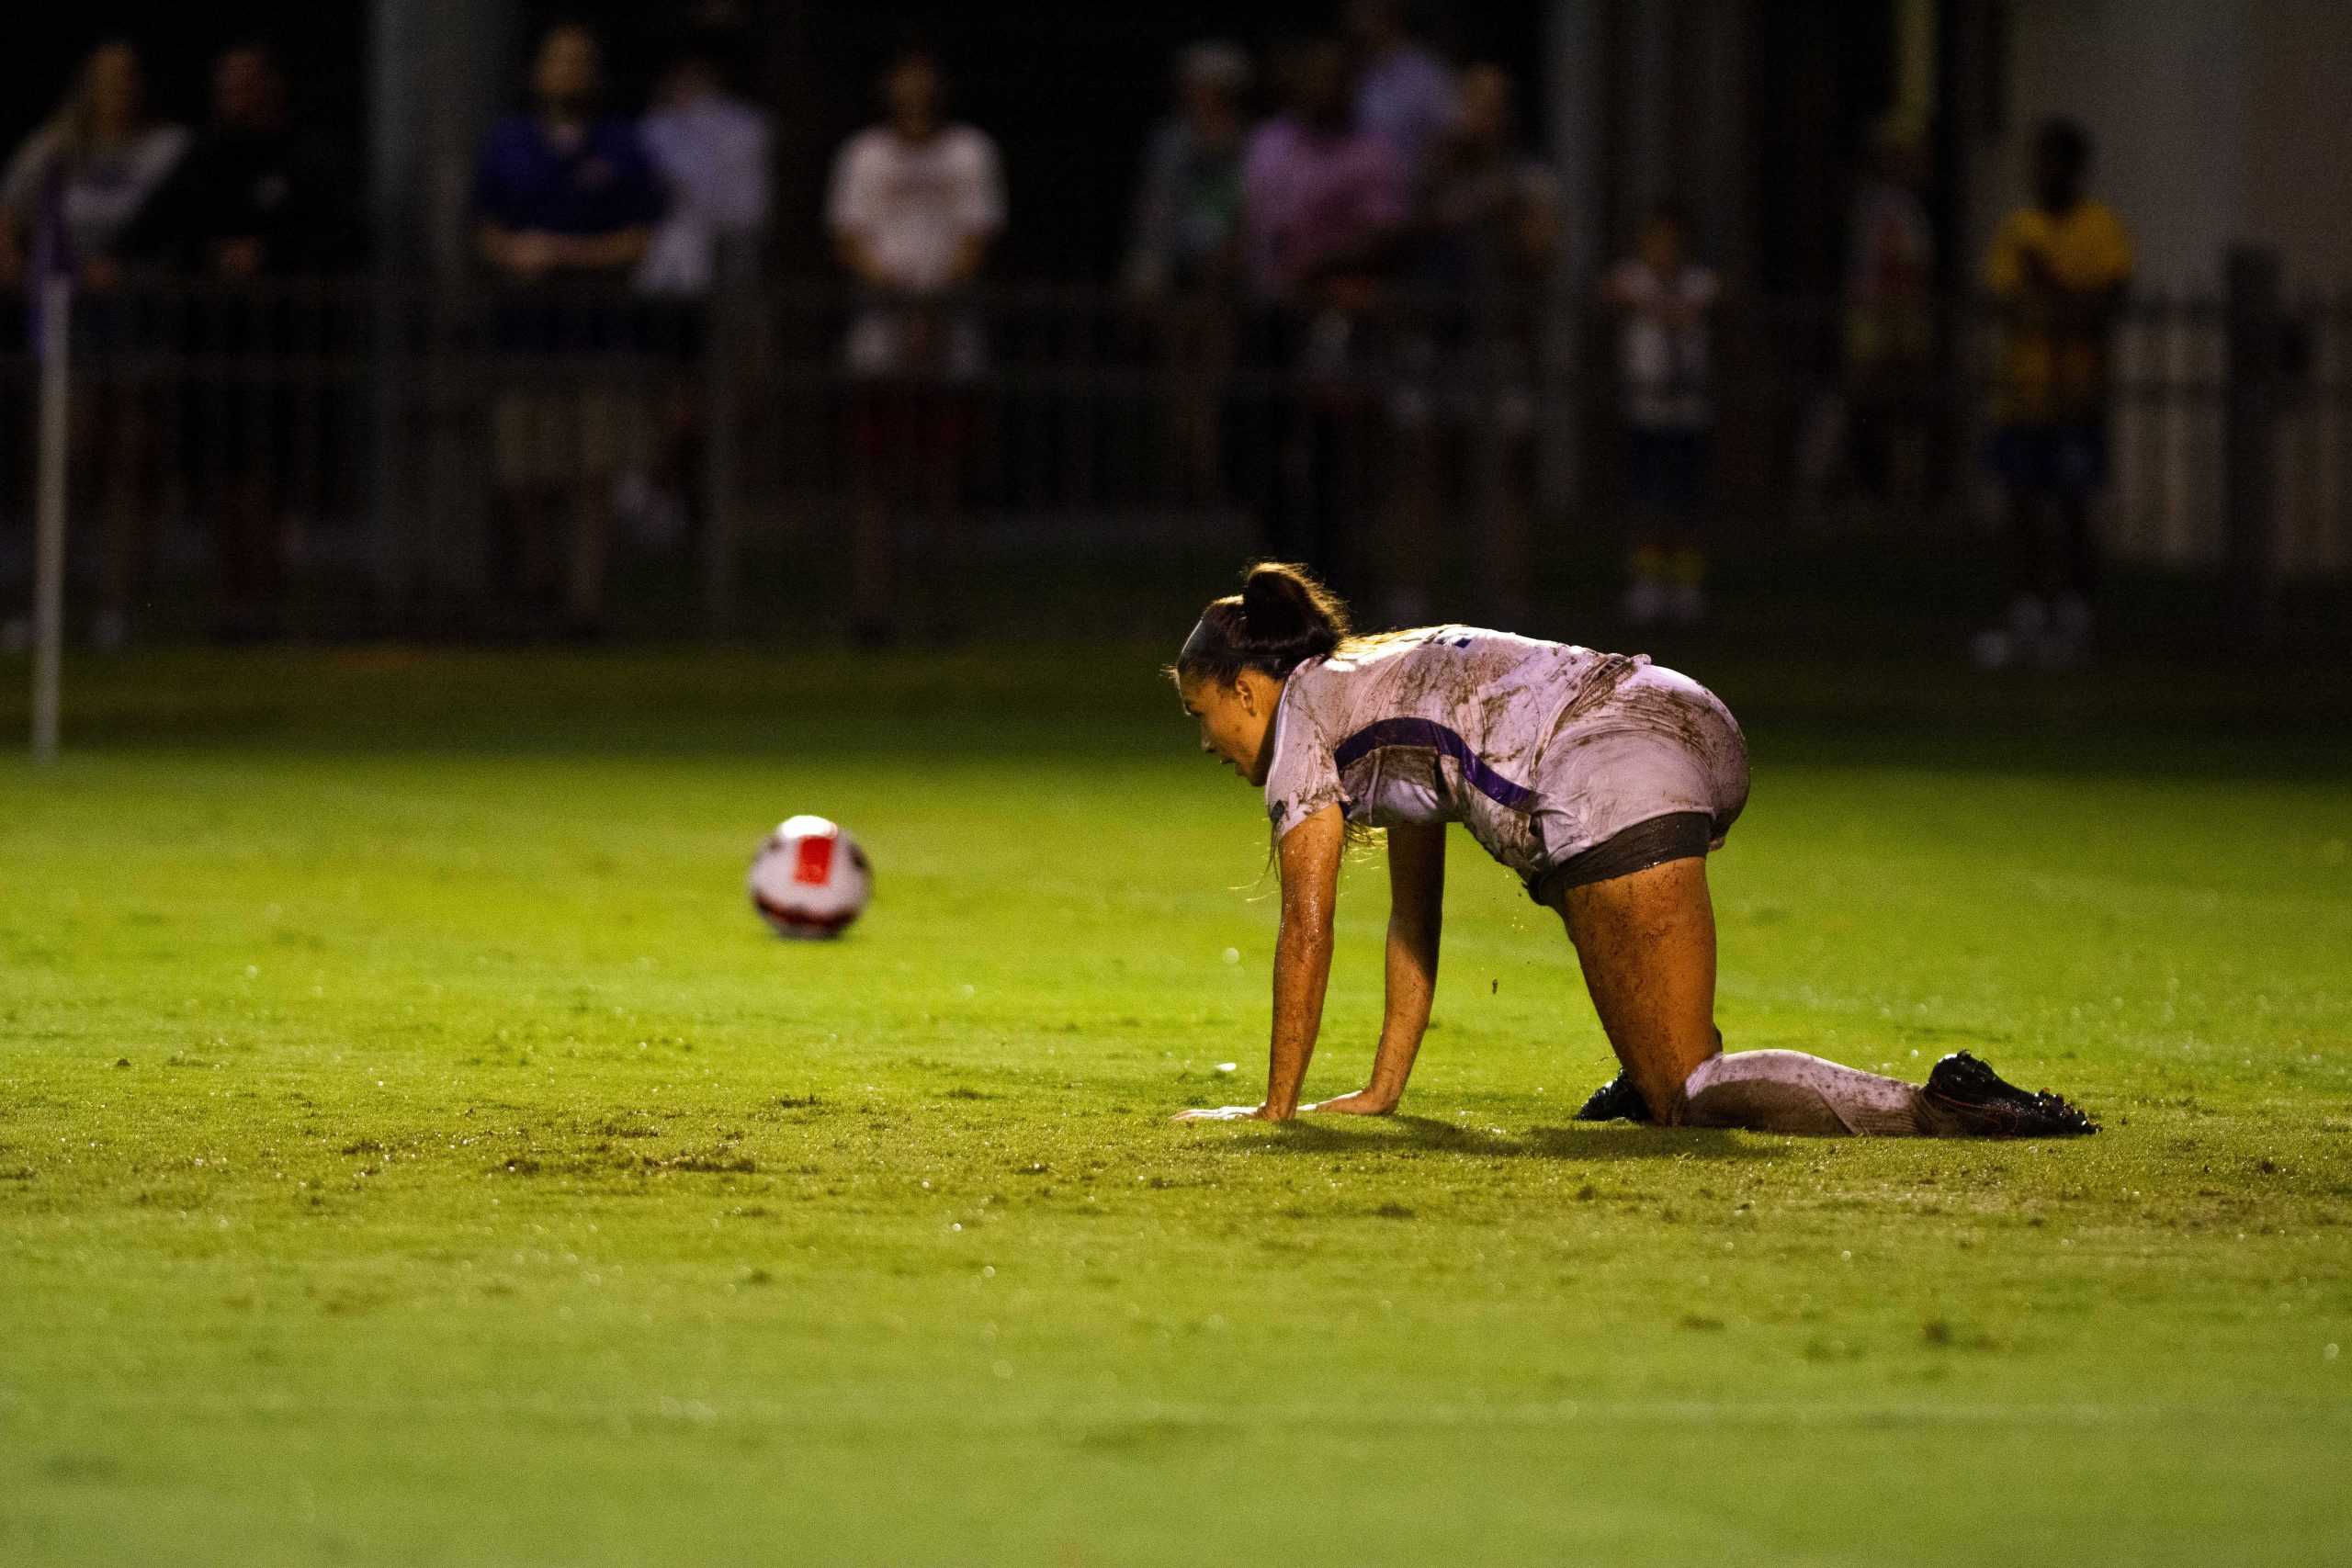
[748,816,872,939]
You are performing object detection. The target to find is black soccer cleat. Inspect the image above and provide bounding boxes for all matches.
[1922,1051,2099,1137]
[1574,1069,1654,1124]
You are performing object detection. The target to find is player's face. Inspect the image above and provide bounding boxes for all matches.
[1179,673,1278,786]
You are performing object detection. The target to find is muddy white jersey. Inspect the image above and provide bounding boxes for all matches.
[1261,626,1646,878]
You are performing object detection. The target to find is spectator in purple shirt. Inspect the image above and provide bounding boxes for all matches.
[1345,0,1457,178]
[471,22,662,637]
[1237,39,1407,584]
[474,28,662,279]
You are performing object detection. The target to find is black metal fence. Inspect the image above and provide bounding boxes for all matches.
[3,261,2346,642]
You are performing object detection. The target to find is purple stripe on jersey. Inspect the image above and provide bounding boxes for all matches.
[1331,717,1537,811]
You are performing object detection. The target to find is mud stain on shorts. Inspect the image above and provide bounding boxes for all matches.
[1595,682,1744,775]
[1550,652,1647,728]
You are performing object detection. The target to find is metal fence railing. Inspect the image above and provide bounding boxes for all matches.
[3,265,2345,639]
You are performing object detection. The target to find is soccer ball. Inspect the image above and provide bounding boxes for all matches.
[748,816,872,939]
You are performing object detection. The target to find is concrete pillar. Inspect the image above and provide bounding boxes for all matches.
[368,0,514,617]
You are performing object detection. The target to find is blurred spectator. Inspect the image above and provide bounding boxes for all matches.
[1410,67,1559,298]
[127,41,358,642]
[1123,41,1249,299]
[472,22,662,637]
[636,49,770,299]
[1803,117,1937,519]
[0,41,187,290]
[826,48,1004,645]
[1240,40,1407,305]
[130,43,355,278]
[1973,118,2132,671]
[0,39,187,649]
[1385,62,1559,626]
[1238,39,1407,579]
[1123,40,1250,508]
[626,46,774,556]
[1344,0,1457,179]
[1603,204,1719,627]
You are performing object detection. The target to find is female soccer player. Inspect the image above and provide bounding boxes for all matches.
[1170,562,2097,1136]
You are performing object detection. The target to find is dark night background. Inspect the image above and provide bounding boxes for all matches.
[4,2,1915,287]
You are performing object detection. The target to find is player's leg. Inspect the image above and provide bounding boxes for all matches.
[1557,855,1906,1133]
[1556,854,1724,1119]
[1558,854,2096,1135]
[1559,856,1942,1134]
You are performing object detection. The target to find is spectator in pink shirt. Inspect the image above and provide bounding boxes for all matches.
[1239,39,1407,307]
[1236,39,1407,586]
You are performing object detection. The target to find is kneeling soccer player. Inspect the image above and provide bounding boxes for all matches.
[1170,561,2097,1137]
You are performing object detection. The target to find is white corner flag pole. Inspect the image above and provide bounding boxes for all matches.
[29,189,70,764]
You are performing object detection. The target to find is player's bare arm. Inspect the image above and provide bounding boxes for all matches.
[1170,794,1341,1123]
[1260,804,1344,1118]
[1308,819,1443,1115]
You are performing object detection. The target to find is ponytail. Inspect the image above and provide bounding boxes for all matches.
[1174,561,1351,685]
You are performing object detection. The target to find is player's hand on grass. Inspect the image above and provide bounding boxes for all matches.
[1171,1103,1278,1123]
[1304,1089,1396,1116]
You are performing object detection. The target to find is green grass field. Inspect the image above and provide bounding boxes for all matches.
[3,643,2348,1566]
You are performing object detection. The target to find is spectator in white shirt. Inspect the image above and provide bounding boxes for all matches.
[827,49,1004,382]
[0,39,188,649]
[824,49,1005,644]
[1602,204,1721,627]
[0,40,188,293]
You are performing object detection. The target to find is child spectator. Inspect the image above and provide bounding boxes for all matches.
[1603,204,1720,627]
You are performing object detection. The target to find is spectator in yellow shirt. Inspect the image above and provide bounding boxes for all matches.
[1974,119,2132,671]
